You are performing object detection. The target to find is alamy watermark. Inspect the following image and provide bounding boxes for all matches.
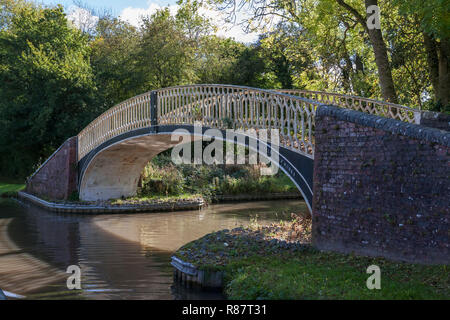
[366,265,381,290]
[367,5,381,30]
[170,122,280,175]
[66,265,81,290]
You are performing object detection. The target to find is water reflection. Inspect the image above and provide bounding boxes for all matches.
[0,199,307,299]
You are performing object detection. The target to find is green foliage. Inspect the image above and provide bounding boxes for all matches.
[205,0,449,106]
[135,8,198,89]
[138,153,297,199]
[67,190,79,202]
[0,3,96,177]
[0,182,24,196]
[394,0,450,39]
[0,181,24,209]
[90,16,140,108]
[196,35,247,84]
[139,161,186,195]
[427,100,450,114]
[0,0,448,178]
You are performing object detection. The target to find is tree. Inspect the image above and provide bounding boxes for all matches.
[204,0,399,102]
[90,16,140,108]
[135,8,198,89]
[201,0,448,107]
[196,35,247,84]
[0,4,96,177]
[335,0,398,103]
[395,0,449,108]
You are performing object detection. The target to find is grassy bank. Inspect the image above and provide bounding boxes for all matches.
[0,182,25,196]
[175,218,449,300]
[0,181,25,207]
[110,193,203,205]
[223,251,449,299]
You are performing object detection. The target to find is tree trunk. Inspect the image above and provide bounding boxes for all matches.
[437,38,449,106]
[424,33,450,107]
[423,32,440,100]
[355,54,364,74]
[335,0,398,103]
[342,51,353,93]
[364,0,398,103]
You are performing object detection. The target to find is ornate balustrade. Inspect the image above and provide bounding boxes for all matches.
[78,92,153,160]
[277,89,420,124]
[77,85,422,162]
[157,85,318,157]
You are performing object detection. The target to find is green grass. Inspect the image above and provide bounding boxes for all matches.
[0,182,25,196]
[176,229,449,300]
[110,193,203,205]
[0,181,25,208]
[224,251,449,300]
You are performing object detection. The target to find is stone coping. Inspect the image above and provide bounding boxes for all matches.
[17,191,302,214]
[317,105,450,147]
[18,191,204,214]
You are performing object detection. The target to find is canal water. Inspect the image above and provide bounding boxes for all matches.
[0,199,308,300]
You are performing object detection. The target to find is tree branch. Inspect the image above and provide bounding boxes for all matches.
[335,0,368,33]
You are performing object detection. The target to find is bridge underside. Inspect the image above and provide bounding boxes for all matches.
[79,134,193,201]
[78,125,314,211]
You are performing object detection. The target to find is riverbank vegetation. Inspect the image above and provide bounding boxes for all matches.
[109,194,204,208]
[0,182,24,196]
[175,216,450,299]
[138,152,298,202]
[0,180,24,206]
[0,0,449,179]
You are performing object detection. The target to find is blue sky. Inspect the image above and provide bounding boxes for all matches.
[37,1,177,16]
[35,0,260,42]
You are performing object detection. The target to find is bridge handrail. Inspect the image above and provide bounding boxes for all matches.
[156,84,321,157]
[77,91,153,160]
[77,84,423,161]
[277,89,421,123]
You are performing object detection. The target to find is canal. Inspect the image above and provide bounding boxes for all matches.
[0,199,308,299]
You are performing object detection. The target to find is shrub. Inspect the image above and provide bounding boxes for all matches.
[138,153,297,197]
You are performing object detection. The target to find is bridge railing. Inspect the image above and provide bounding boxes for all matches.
[157,85,319,157]
[77,85,422,161]
[277,89,421,124]
[77,92,153,160]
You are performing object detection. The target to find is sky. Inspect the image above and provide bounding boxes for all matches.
[35,0,261,43]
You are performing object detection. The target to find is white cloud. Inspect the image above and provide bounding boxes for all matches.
[198,4,260,43]
[119,1,260,44]
[67,5,99,33]
[119,3,180,27]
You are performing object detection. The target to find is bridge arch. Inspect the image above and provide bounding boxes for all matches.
[78,125,315,211]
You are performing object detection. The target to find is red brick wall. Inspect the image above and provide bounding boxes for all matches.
[312,106,449,264]
[26,137,78,200]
